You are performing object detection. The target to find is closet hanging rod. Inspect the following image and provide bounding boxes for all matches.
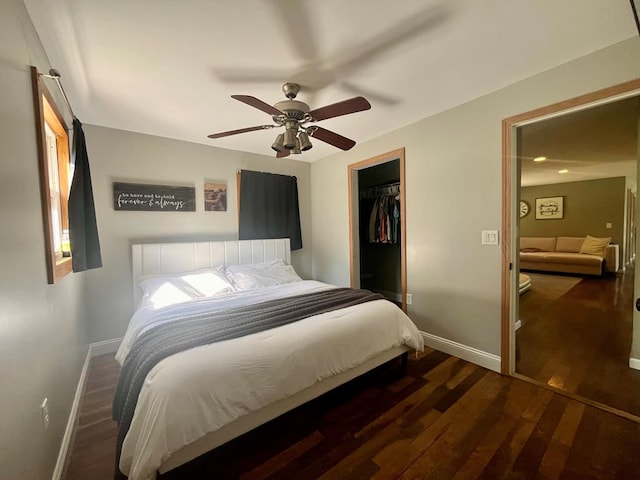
[39,68,76,120]
[359,182,400,199]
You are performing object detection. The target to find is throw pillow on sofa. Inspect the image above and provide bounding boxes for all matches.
[579,235,611,256]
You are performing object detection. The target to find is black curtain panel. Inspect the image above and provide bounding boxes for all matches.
[68,118,103,271]
[239,170,303,250]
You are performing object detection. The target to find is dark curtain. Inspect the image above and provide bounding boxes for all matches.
[239,170,302,250]
[68,117,102,271]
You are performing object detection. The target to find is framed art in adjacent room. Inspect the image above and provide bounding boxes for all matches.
[535,196,564,219]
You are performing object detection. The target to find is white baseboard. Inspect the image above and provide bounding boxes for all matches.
[630,357,640,371]
[52,337,122,480]
[420,331,501,373]
[52,346,91,480]
[89,337,122,357]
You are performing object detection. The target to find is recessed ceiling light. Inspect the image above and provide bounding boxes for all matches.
[558,169,569,174]
[533,156,547,162]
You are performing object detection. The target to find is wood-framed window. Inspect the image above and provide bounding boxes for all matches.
[31,66,73,284]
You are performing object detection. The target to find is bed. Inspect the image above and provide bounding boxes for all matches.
[114,238,424,480]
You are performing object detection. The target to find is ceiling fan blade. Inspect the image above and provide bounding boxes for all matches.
[207,125,273,139]
[309,97,371,122]
[265,0,319,62]
[310,127,356,151]
[331,4,452,77]
[276,149,290,158]
[231,95,283,116]
[340,81,401,106]
[214,67,287,84]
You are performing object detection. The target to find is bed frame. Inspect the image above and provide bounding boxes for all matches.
[129,238,409,475]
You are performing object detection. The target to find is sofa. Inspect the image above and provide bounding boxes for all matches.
[520,236,619,275]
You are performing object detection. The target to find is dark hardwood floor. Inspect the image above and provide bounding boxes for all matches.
[517,266,640,418]
[65,349,640,479]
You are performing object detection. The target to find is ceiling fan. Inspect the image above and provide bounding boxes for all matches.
[207,83,371,157]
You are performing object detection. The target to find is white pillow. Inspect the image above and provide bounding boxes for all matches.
[225,260,302,290]
[225,259,285,273]
[139,268,235,308]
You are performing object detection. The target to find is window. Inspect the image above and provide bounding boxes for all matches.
[31,66,72,283]
[237,169,303,250]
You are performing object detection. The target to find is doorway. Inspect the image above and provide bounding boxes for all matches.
[348,148,407,311]
[501,79,640,420]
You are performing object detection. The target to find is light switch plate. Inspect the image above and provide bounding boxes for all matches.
[481,230,499,246]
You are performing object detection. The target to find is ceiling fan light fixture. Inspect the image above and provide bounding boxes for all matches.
[293,137,302,154]
[271,133,285,152]
[298,131,312,151]
[208,84,369,154]
[283,129,297,150]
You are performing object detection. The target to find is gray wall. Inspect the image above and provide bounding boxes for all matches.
[83,125,312,342]
[521,177,626,247]
[0,1,89,478]
[311,38,640,360]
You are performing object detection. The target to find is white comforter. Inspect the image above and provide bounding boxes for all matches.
[116,281,424,480]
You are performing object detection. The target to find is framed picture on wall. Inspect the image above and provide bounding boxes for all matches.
[204,181,227,211]
[535,196,563,219]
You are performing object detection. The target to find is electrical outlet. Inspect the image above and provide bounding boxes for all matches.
[41,398,50,432]
[406,293,413,305]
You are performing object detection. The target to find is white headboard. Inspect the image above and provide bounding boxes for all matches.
[131,238,291,304]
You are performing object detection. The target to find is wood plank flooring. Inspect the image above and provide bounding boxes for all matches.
[65,350,640,479]
[517,267,640,417]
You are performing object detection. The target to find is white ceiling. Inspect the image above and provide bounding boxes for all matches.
[24,0,637,162]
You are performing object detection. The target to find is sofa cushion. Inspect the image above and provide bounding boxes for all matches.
[556,236,585,253]
[579,235,611,256]
[520,237,556,252]
[520,252,547,262]
[520,251,603,266]
[539,252,603,266]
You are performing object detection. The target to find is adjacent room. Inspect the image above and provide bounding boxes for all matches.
[3,1,640,479]
[515,96,640,416]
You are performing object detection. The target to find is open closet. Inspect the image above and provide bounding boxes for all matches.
[349,148,406,310]
[357,159,402,305]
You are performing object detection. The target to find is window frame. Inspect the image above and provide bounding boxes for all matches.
[31,66,72,284]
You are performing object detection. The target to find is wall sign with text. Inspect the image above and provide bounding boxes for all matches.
[113,182,196,212]
[535,196,564,220]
